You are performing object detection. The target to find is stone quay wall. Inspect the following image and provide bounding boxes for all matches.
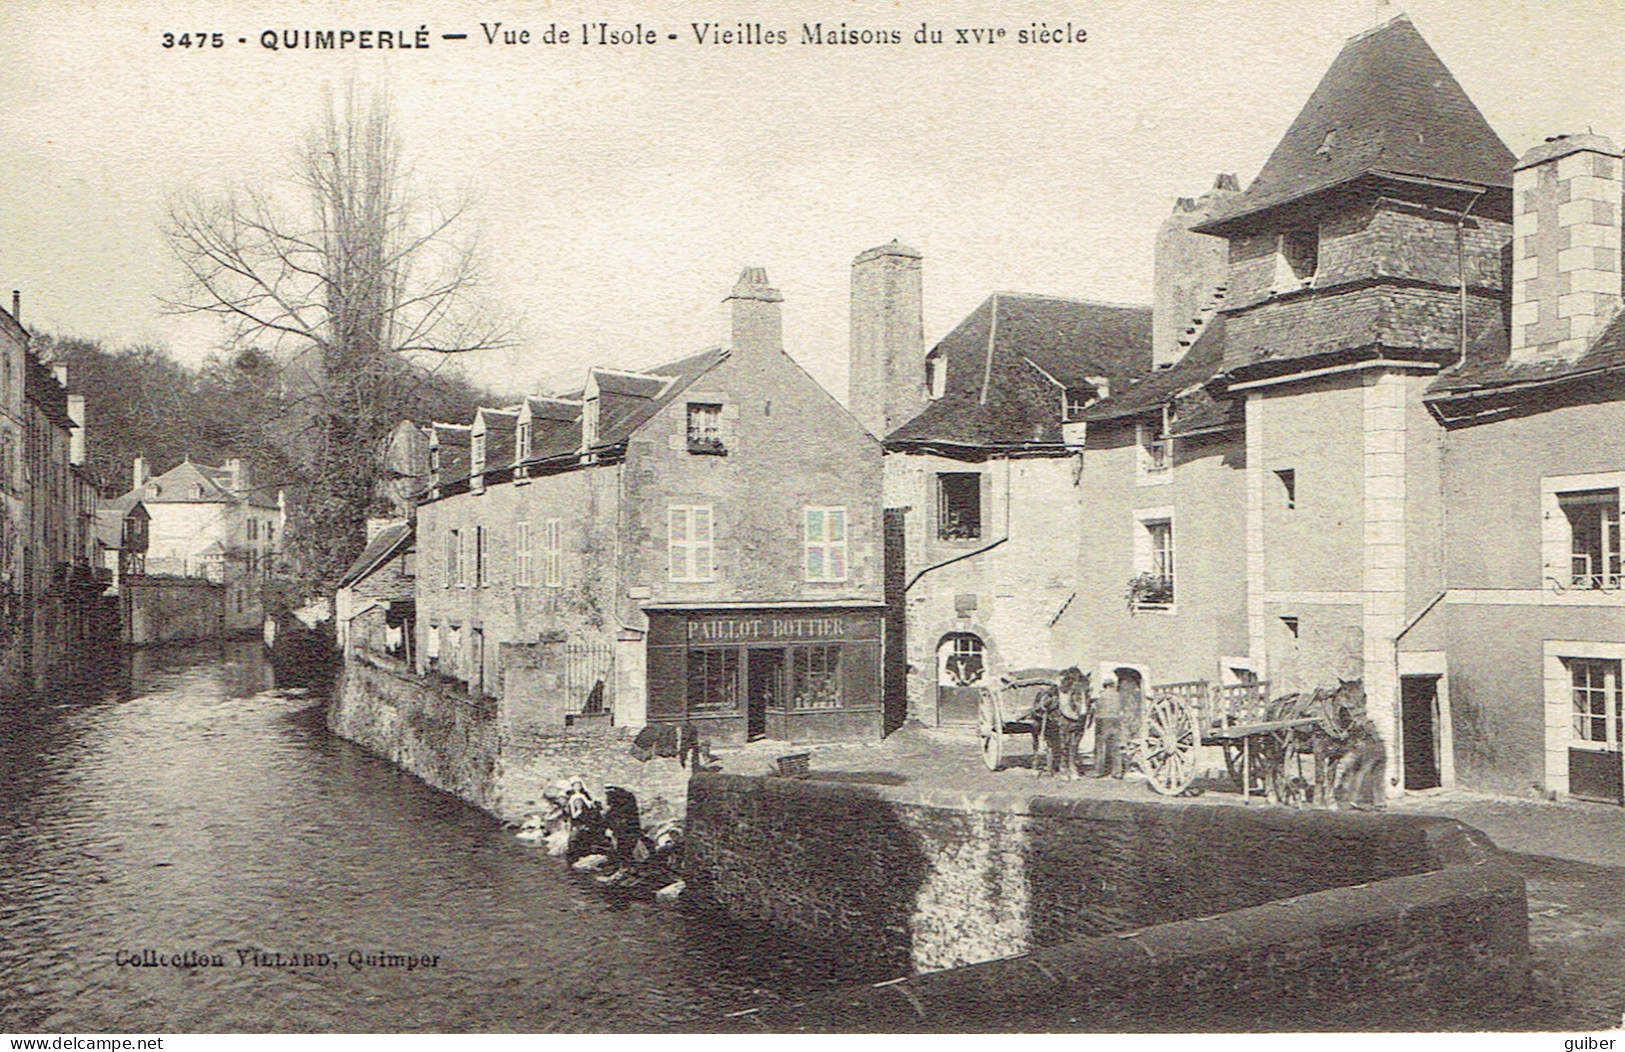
[330,654,696,824]
[683,774,1530,994]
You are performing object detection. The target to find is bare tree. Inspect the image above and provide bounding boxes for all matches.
[164,84,508,587]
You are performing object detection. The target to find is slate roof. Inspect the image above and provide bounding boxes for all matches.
[1425,309,1625,413]
[113,459,278,509]
[1077,316,1241,436]
[339,521,414,588]
[431,424,471,482]
[476,409,518,469]
[580,349,728,455]
[1195,15,1515,237]
[886,293,1152,450]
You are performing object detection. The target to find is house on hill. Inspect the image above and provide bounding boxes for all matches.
[412,266,885,743]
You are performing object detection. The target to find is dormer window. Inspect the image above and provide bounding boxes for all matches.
[517,422,531,462]
[926,351,947,400]
[471,432,486,476]
[687,403,725,454]
[1273,228,1319,291]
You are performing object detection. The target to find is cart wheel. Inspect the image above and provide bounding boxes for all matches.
[978,687,1003,772]
[1141,694,1197,796]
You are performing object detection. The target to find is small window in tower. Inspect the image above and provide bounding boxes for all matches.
[1275,468,1297,510]
[1276,228,1319,288]
[937,472,982,541]
[1280,615,1300,639]
[926,351,947,400]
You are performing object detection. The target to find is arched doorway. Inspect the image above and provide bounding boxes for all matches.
[937,632,986,725]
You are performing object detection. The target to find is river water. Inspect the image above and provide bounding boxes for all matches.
[0,641,838,1033]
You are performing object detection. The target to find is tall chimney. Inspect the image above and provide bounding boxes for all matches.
[67,394,86,466]
[10,291,17,321]
[225,456,246,494]
[1153,173,1238,370]
[133,456,148,491]
[724,266,783,354]
[1511,134,1622,362]
[848,240,924,439]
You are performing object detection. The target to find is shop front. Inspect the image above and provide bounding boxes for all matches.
[645,604,885,744]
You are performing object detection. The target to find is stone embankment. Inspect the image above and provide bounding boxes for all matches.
[687,772,1532,1030]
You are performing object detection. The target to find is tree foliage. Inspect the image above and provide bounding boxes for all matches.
[163,84,509,587]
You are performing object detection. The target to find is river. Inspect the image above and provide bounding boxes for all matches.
[0,640,838,1032]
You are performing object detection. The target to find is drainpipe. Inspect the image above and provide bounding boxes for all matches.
[1453,187,1485,369]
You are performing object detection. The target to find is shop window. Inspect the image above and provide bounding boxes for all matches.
[937,473,982,540]
[668,505,715,582]
[804,506,847,582]
[791,644,842,710]
[687,403,725,454]
[1561,489,1621,590]
[686,647,739,714]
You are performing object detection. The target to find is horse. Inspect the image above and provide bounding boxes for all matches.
[1034,667,1094,779]
[629,723,715,770]
[1261,679,1368,808]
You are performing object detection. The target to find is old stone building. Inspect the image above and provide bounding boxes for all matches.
[413,266,885,743]
[107,456,285,638]
[875,14,1623,804]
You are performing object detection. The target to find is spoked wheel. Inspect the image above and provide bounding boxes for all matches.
[1141,694,1198,796]
[978,687,1003,772]
[1269,731,1310,809]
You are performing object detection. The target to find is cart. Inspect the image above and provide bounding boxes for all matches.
[976,669,1074,773]
[1134,679,1334,802]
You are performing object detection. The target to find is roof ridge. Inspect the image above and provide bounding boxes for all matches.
[994,290,1152,311]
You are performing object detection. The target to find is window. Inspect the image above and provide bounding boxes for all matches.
[447,528,462,587]
[1281,615,1301,639]
[686,403,725,454]
[937,473,982,540]
[1131,514,1175,608]
[267,523,275,547]
[544,518,563,587]
[668,505,715,582]
[515,522,532,586]
[941,633,985,686]
[1569,658,1620,749]
[1064,387,1093,417]
[1274,228,1319,289]
[1137,422,1171,481]
[686,647,739,714]
[474,526,486,586]
[804,506,848,582]
[1275,468,1297,509]
[926,352,946,400]
[1561,490,1621,590]
[471,432,486,476]
[517,421,531,462]
[248,518,258,541]
[791,645,843,709]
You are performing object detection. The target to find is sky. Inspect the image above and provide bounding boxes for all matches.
[2,0,1623,404]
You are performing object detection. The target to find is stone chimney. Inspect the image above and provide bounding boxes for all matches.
[67,394,85,466]
[848,240,924,439]
[1153,173,1238,370]
[132,456,148,491]
[1511,134,1622,362]
[9,291,17,321]
[724,266,783,354]
[52,363,68,388]
[225,457,247,494]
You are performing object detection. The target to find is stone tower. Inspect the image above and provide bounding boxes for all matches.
[848,241,924,439]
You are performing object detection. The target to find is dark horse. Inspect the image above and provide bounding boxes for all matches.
[1260,679,1370,808]
[1033,667,1093,779]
